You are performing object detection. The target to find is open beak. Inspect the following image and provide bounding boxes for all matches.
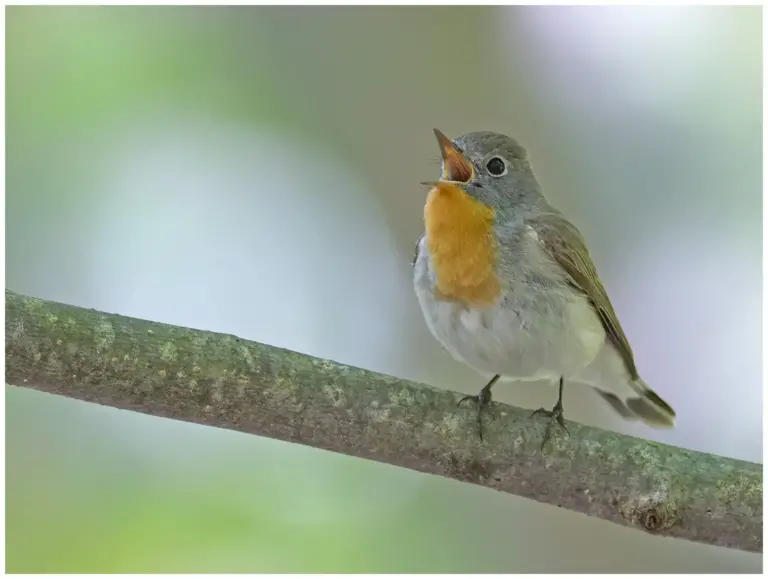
[421,128,474,187]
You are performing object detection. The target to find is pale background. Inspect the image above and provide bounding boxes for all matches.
[6,5,762,572]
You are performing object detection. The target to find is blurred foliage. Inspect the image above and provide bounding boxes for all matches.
[6,7,291,135]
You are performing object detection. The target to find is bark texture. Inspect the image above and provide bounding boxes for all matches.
[5,289,762,553]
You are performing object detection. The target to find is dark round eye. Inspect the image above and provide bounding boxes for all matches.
[486,157,506,176]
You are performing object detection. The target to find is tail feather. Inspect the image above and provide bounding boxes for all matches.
[593,389,640,421]
[593,380,676,428]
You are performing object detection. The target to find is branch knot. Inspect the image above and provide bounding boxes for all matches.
[619,490,680,533]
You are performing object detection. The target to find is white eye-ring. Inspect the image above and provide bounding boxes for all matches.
[485,156,508,177]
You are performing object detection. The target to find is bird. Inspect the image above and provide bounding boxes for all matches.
[412,128,676,447]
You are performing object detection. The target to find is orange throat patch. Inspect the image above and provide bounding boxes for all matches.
[424,183,501,305]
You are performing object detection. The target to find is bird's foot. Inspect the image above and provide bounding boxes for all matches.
[457,386,494,442]
[531,401,569,450]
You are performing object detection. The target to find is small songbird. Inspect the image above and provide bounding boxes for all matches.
[412,129,675,446]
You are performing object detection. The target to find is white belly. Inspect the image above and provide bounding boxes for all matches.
[414,275,606,383]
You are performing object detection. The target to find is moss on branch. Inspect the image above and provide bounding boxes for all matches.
[5,289,762,553]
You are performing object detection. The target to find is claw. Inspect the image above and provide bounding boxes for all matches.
[457,395,476,408]
[458,394,488,440]
[456,375,500,442]
[531,402,569,450]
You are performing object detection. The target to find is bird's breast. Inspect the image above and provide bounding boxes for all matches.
[423,184,501,306]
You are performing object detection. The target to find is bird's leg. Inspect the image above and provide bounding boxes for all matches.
[457,374,500,441]
[531,377,569,449]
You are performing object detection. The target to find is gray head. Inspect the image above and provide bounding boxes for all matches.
[426,129,544,210]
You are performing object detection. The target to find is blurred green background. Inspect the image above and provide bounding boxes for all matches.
[6,5,762,573]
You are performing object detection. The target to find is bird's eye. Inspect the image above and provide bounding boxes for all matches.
[486,157,507,176]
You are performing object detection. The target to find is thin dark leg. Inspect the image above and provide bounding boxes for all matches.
[531,377,569,449]
[457,374,500,441]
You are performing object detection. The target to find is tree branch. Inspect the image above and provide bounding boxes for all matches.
[5,289,762,553]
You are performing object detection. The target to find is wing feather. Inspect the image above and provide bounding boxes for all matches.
[412,236,423,267]
[531,212,639,380]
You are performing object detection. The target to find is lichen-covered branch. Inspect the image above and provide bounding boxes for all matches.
[5,289,762,553]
